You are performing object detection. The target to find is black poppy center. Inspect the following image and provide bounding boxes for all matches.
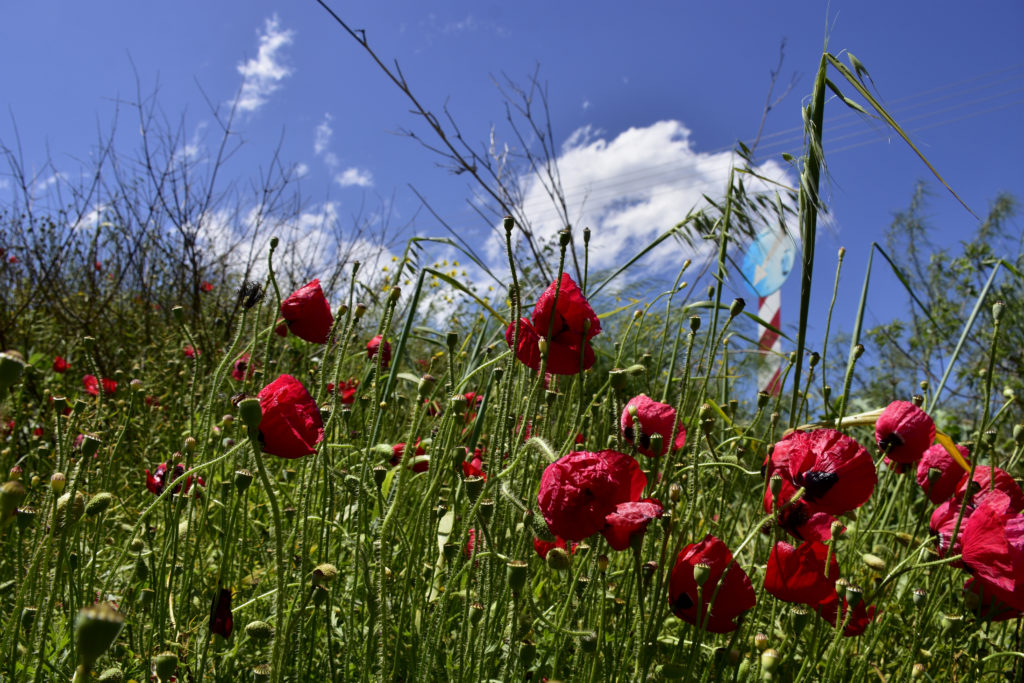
[623,426,635,442]
[673,591,694,612]
[800,470,838,502]
[638,431,651,449]
[878,433,904,454]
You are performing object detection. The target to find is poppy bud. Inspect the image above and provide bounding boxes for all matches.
[86,492,113,517]
[728,298,745,318]
[154,652,178,682]
[75,603,124,672]
[689,316,701,332]
[0,350,26,391]
[992,301,1005,324]
[769,473,783,497]
[417,374,436,399]
[245,620,274,642]
[55,491,85,532]
[269,236,279,249]
[853,344,864,359]
[388,286,401,303]
[760,648,780,674]
[8,465,20,480]
[0,479,26,522]
[754,632,769,651]
[537,338,548,356]
[809,351,820,368]
[507,560,528,593]
[706,285,715,299]
[862,553,886,573]
[546,546,572,571]
[911,663,926,679]
[98,667,123,682]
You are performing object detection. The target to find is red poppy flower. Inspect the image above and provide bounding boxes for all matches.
[232,353,254,382]
[7,256,17,264]
[875,401,935,469]
[668,534,756,633]
[367,335,392,369]
[53,356,69,373]
[505,273,602,375]
[256,374,324,459]
[964,578,1022,622]
[763,429,876,541]
[601,498,664,551]
[391,440,428,472]
[274,322,288,337]
[620,394,687,457]
[461,453,485,479]
[200,281,214,293]
[955,466,1024,513]
[916,443,969,504]
[209,588,233,639]
[145,462,204,496]
[33,427,43,437]
[537,450,646,541]
[765,540,840,606]
[332,378,359,404]
[533,536,579,560]
[961,499,1024,611]
[184,345,200,359]
[815,593,877,636]
[83,375,117,396]
[280,279,333,344]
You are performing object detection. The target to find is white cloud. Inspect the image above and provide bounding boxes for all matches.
[322,152,339,169]
[335,167,374,188]
[314,113,333,156]
[506,120,794,277]
[293,163,309,178]
[236,15,294,113]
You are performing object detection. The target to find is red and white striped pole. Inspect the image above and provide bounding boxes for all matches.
[758,290,783,395]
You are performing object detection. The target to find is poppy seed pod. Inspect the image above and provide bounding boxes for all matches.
[98,667,124,682]
[506,560,528,593]
[80,434,101,459]
[55,491,85,532]
[237,398,262,432]
[728,298,746,318]
[154,652,177,682]
[75,603,124,671]
[546,546,572,571]
[0,479,27,523]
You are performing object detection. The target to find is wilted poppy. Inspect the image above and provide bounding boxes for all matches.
[601,498,664,551]
[764,540,840,606]
[83,375,117,397]
[209,587,233,639]
[256,375,324,459]
[621,394,687,457]
[916,443,969,504]
[506,273,602,375]
[876,401,935,469]
[763,429,876,541]
[280,279,333,344]
[53,356,69,373]
[146,461,204,496]
[669,534,756,633]
[537,450,646,541]
[232,353,254,382]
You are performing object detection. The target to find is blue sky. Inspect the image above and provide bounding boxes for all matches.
[2,1,1022,354]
